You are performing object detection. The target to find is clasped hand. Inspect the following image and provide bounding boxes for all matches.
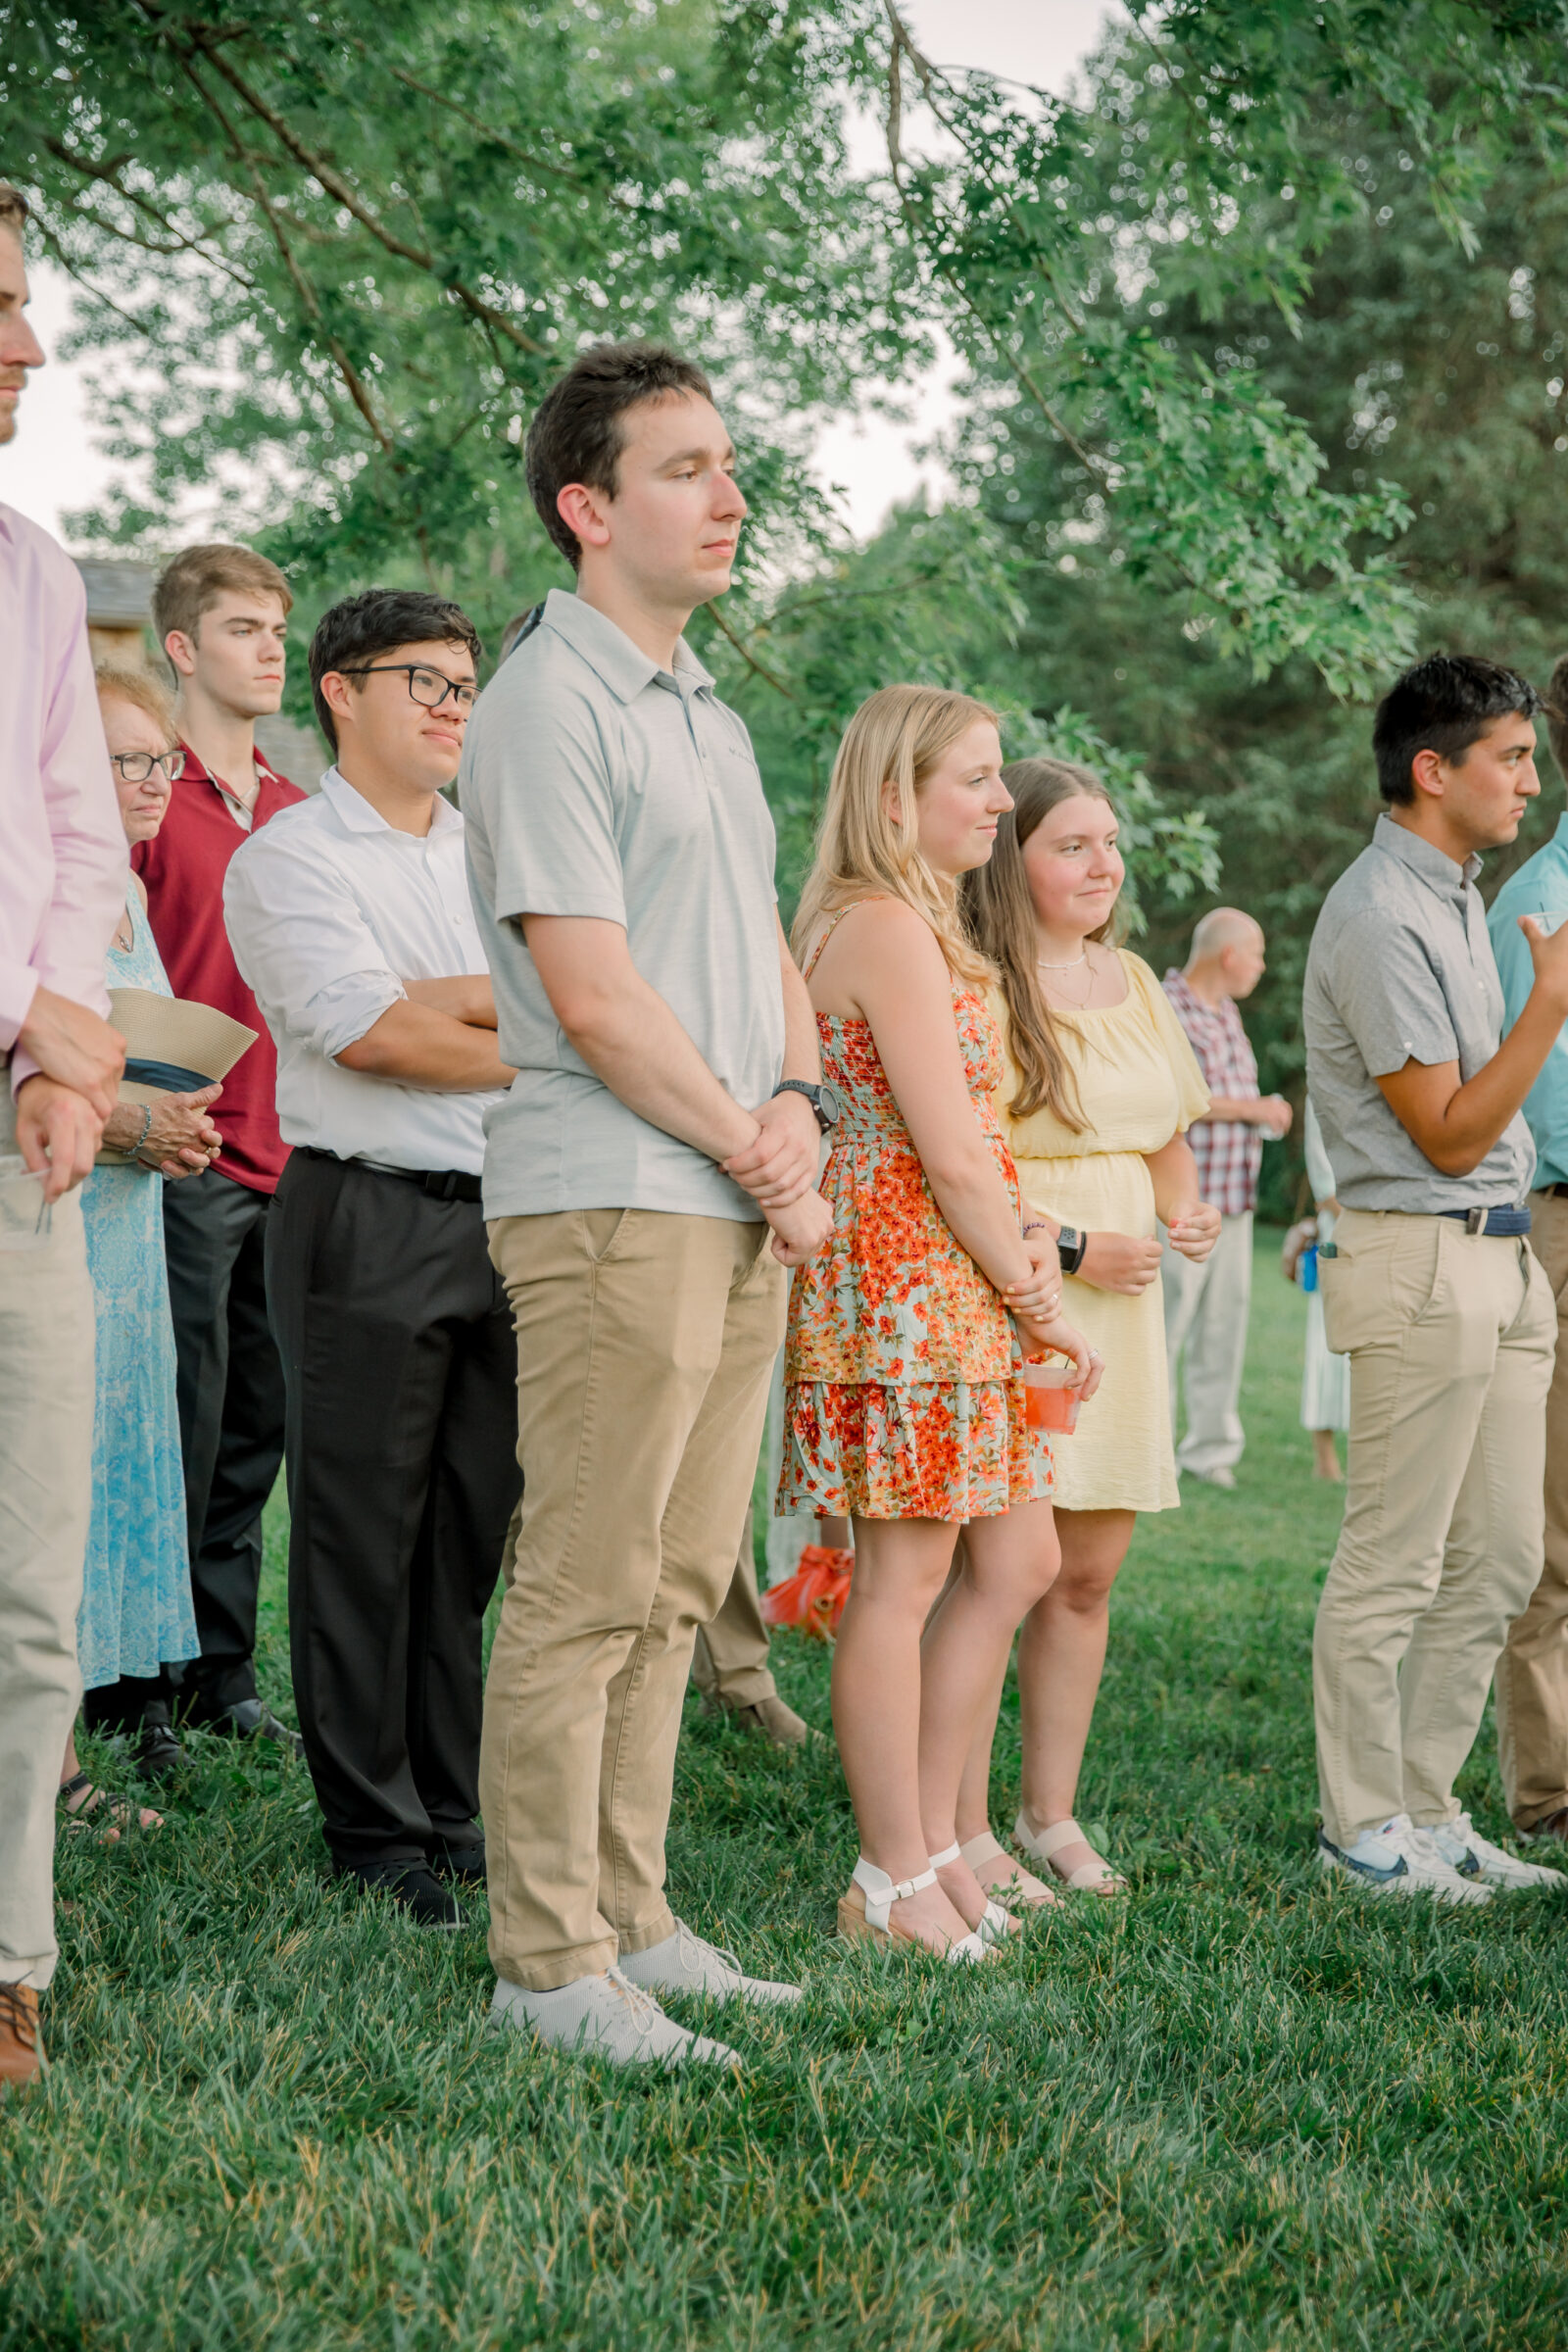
[724,1091,831,1265]
[104,1084,223,1179]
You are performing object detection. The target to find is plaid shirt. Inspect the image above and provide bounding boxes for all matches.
[1162,969,1263,1215]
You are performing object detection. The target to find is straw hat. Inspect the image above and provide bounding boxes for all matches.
[109,987,258,1105]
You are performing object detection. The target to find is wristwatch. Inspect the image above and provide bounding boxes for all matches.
[773,1079,843,1135]
[1055,1223,1088,1275]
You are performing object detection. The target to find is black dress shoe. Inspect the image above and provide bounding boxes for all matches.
[429,1834,486,1886]
[332,1858,464,1930]
[185,1696,305,1758]
[132,1699,184,1783]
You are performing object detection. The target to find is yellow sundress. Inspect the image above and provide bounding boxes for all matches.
[993,951,1209,1513]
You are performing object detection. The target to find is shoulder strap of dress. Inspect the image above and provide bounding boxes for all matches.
[802,901,858,980]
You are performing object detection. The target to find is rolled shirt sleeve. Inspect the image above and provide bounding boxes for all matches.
[223,826,403,1062]
[1327,908,1461,1077]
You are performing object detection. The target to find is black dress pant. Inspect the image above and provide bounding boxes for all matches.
[161,1169,287,1712]
[266,1152,520,1865]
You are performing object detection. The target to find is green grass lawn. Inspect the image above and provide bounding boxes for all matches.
[7,1230,1568,2350]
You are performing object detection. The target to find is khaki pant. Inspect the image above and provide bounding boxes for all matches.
[1314,1208,1554,1846]
[0,1080,96,1991]
[482,1208,785,1990]
[690,1505,777,1708]
[1163,1208,1253,1476]
[1495,1189,1568,1829]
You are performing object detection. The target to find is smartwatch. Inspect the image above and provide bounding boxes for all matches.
[773,1079,842,1135]
[1055,1223,1088,1275]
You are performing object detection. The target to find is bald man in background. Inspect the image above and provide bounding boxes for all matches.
[1161,911,1291,1488]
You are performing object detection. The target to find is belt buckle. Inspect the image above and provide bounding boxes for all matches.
[1465,1206,1487,1236]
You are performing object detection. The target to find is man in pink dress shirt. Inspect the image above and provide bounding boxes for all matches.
[0,183,130,2091]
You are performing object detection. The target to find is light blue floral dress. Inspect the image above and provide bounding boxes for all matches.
[76,890,199,1688]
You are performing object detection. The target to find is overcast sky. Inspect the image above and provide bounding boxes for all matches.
[4,1,1114,547]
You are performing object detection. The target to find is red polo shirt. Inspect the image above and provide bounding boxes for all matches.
[131,745,306,1194]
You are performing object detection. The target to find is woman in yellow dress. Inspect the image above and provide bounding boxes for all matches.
[956,758,1220,1897]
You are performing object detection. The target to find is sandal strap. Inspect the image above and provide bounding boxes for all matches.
[927,1842,962,1869]
[57,1772,96,1810]
[852,1855,938,1931]
[1027,1815,1088,1861]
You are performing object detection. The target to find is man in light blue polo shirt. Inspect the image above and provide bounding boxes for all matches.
[1489,653,1568,1845]
[463,341,833,2070]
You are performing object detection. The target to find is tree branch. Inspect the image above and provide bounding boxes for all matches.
[40,135,254,287]
[704,600,797,699]
[191,36,547,355]
[180,60,396,456]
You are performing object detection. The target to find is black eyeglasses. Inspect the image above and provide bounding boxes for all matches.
[112,748,186,785]
[341,663,478,713]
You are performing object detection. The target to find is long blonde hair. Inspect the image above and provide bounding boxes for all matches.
[792,684,999,986]
[959,757,1121,1131]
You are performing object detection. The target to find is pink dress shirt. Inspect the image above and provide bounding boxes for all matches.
[0,503,128,1094]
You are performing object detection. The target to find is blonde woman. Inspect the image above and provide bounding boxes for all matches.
[781,688,1101,1960]
[957,759,1218,1898]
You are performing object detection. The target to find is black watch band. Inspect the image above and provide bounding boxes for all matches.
[773,1079,842,1134]
[1056,1224,1087,1275]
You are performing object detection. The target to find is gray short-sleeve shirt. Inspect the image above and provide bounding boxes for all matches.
[461,590,786,1219]
[1303,811,1535,1211]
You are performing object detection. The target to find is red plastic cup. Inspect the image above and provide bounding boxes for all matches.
[1021,1358,1081,1435]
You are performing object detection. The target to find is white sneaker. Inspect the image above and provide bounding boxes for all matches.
[490,1968,741,2067]
[1316,1812,1492,1906]
[618,1919,804,2007]
[1412,1812,1567,1892]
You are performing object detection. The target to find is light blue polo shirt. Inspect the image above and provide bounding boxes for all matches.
[460,589,785,1221]
[1489,810,1568,1189]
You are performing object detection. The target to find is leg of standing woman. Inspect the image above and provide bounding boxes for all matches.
[919,1495,1059,1929]
[833,1517,977,1954]
[1013,1507,1138,1885]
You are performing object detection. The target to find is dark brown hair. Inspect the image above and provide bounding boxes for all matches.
[308,588,481,753]
[960,757,1121,1131]
[524,341,713,568]
[0,184,29,237]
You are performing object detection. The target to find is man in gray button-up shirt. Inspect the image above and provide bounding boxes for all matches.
[1302,654,1568,1901]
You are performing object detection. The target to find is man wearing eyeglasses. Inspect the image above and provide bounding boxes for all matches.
[141,540,305,1760]
[224,589,521,1929]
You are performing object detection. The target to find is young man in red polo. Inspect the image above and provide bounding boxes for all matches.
[120,543,306,1765]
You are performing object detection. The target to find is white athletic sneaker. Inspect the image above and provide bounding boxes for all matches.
[618,1919,804,2007]
[490,1967,742,2067]
[1412,1812,1568,1892]
[1316,1812,1492,1905]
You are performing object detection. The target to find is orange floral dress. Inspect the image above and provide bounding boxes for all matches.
[777,914,1054,1524]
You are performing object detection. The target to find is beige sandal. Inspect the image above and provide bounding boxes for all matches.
[957,1830,1060,1910]
[930,1841,1022,1943]
[1013,1812,1127,1896]
[837,1857,988,1961]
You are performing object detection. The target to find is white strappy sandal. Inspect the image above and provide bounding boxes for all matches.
[837,1857,988,1962]
[956,1830,1061,1910]
[930,1841,1021,1944]
[1012,1813,1128,1897]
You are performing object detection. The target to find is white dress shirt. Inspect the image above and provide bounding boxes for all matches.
[222,766,506,1174]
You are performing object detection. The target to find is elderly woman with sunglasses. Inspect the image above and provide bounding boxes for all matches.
[56,668,223,1838]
